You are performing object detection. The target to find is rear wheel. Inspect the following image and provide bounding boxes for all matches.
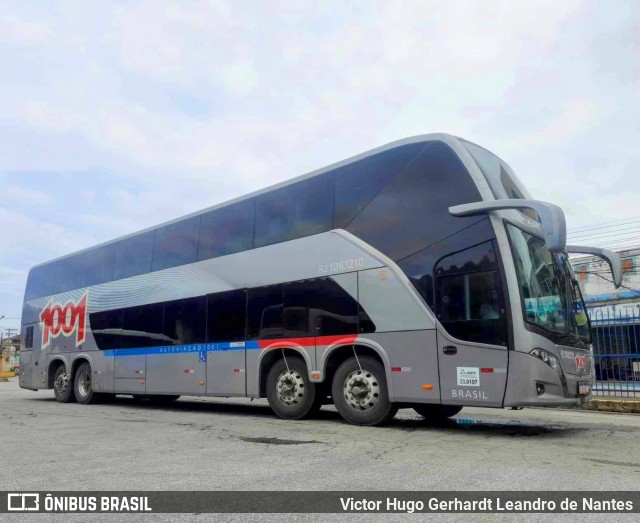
[53,365,75,403]
[331,356,397,426]
[266,357,317,420]
[413,404,462,420]
[74,362,98,404]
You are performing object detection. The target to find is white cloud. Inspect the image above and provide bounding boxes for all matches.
[0,185,55,207]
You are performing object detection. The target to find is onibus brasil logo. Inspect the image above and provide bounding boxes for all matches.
[39,292,88,349]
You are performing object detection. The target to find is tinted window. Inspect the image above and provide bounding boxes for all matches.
[24,326,34,349]
[207,290,247,342]
[434,241,497,277]
[293,175,334,238]
[163,296,206,345]
[254,187,296,248]
[83,243,116,287]
[284,278,358,337]
[334,143,426,227]
[198,199,255,260]
[247,285,284,339]
[52,255,85,294]
[89,309,122,350]
[346,141,484,262]
[152,217,200,271]
[114,231,154,280]
[254,174,335,248]
[434,241,507,346]
[358,306,376,334]
[463,140,527,200]
[121,302,166,348]
[398,218,495,308]
[25,264,55,301]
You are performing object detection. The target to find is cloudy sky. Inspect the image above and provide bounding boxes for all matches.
[1,0,638,331]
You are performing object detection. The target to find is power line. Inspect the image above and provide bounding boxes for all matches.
[568,225,640,241]
[568,216,640,233]
[579,238,640,249]
[585,271,640,293]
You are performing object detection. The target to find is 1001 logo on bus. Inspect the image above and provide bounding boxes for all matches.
[39,293,88,349]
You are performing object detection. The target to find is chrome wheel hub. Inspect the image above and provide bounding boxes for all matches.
[78,371,91,397]
[276,370,305,406]
[55,372,70,394]
[344,369,380,411]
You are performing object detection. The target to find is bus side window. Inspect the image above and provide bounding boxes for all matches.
[434,241,508,347]
[24,326,35,349]
[247,285,285,340]
[284,277,359,338]
[89,309,122,350]
[163,296,207,345]
[152,216,200,272]
[207,290,247,343]
[198,200,255,261]
[114,231,154,280]
[254,173,334,249]
[121,302,166,349]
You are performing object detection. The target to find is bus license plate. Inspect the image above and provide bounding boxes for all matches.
[578,382,590,395]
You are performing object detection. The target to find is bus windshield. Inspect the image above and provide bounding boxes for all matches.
[506,223,590,342]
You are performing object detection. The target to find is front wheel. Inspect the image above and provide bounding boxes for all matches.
[332,356,397,426]
[413,404,462,420]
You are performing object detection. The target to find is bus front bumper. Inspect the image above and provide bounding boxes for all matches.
[503,351,594,407]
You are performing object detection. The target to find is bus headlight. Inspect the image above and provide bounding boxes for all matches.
[530,348,560,371]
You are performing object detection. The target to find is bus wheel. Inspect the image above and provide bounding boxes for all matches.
[332,356,397,426]
[266,357,317,420]
[53,365,76,403]
[413,405,462,420]
[74,362,98,404]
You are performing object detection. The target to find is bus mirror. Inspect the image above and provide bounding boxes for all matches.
[449,199,567,253]
[566,245,623,289]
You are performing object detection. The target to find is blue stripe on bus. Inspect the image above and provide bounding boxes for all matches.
[103,340,260,358]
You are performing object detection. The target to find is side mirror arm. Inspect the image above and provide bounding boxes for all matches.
[566,245,623,288]
[449,199,567,252]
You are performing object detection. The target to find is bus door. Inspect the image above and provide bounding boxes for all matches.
[436,331,509,407]
[433,243,509,407]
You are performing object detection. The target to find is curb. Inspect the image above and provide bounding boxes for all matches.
[583,399,640,414]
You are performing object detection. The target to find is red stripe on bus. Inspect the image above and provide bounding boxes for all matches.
[480,368,493,373]
[257,335,358,350]
[316,334,358,346]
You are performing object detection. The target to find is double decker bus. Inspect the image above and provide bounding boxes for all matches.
[19,134,622,425]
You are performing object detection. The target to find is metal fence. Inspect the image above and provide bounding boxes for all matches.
[589,308,640,398]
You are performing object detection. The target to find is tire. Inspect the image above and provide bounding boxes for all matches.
[74,362,98,404]
[331,356,397,426]
[266,357,317,420]
[146,395,180,405]
[53,365,76,403]
[413,404,462,420]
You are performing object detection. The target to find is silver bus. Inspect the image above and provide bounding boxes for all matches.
[19,134,622,425]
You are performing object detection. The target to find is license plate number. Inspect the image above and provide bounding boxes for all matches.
[578,382,590,395]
